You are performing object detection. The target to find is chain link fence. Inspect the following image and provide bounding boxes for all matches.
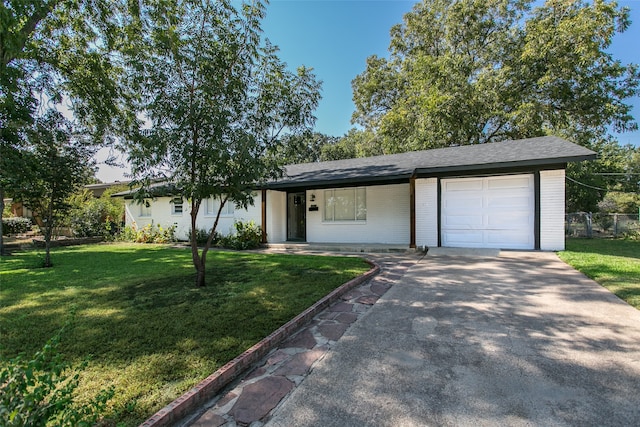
[566,212,640,238]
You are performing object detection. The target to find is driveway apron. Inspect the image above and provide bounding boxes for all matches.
[266,252,640,427]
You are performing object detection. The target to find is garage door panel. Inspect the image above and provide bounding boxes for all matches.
[442,230,484,245]
[441,175,534,249]
[444,196,483,209]
[487,213,532,229]
[444,179,483,191]
[444,215,483,228]
[487,176,531,189]
[486,195,530,209]
[487,231,533,248]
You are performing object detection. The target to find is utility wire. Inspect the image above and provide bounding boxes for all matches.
[593,173,640,176]
[566,176,639,194]
[566,176,609,191]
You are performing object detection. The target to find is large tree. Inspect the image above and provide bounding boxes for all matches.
[124,0,321,287]
[352,0,638,150]
[0,0,137,254]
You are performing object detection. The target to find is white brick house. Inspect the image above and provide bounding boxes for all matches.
[117,136,595,251]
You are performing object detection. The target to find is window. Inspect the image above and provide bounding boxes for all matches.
[139,200,152,217]
[324,187,366,222]
[171,197,183,215]
[205,197,235,216]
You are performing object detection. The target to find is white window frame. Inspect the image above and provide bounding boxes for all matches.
[139,199,152,217]
[323,187,367,222]
[205,197,235,217]
[171,197,184,216]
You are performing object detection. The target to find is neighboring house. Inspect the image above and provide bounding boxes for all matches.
[84,181,132,198]
[3,199,35,221]
[114,136,596,251]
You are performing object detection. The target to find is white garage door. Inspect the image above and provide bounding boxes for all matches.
[441,175,535,249]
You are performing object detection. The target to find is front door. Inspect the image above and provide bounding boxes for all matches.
[287,192,306,241]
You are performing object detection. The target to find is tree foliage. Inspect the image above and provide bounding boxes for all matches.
[124,0,321,286]
[352,0,639,150]
[0,317,114,427]
[277,132,338,164]
[0,0,137,254]
[10,112,94,267]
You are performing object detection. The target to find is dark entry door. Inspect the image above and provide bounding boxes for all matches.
[287,192,306,241]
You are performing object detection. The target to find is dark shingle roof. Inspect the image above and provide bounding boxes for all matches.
[267,136,596,189]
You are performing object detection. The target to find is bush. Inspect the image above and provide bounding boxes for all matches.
[593,212,614,232]
[623,222,640,241]
[2,217,32,235]
[67,189,125,238]
[118,223,176,244]
[220,220,262,250]
[187,228,220,246]
[0,325,114,427]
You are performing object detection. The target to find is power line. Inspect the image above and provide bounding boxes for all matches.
[593,173,640,176]
[566,176,639,194]
[566,176,608,191]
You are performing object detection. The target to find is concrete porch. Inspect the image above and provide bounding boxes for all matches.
[264,242,418,254]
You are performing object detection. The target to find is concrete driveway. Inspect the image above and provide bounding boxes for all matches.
[266,252,640,427]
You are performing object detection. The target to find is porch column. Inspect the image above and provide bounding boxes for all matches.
[261,189,267,244]
[410,177,416,248]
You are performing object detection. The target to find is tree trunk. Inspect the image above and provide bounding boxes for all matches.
[190,196,225,287]
[195,260,206,287]
[43,222,52,268]
[190,198,207,287]
[0,186,5,256]
[42,203,54,268]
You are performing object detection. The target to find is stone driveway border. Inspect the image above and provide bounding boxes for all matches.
[138,258,380,427]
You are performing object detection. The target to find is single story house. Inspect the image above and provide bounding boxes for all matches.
[116,136,596,251]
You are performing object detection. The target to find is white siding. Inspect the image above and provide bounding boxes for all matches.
[125,193,262,241]
[415,178,438,248]
[540,169,566,251]
[125,198,190,238]
[305,183,410,244]
[266,190,287,243]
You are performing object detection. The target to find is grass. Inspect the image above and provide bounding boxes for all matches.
[0,243,370,426]
[558,238,640,310]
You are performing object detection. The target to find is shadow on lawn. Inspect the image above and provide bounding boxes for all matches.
[1,245,368,425]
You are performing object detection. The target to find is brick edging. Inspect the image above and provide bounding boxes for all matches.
[139,259,380,427]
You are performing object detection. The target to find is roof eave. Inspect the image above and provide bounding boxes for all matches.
[264,173,414,190]
[414,155,596,177]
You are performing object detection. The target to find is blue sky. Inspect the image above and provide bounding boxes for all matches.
[96,0,640,181]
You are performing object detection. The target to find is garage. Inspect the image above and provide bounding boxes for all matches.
[441,175,535,249]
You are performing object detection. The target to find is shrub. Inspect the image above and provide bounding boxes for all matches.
[220,220,262,250]
[118,223,176,244]
[593,212,614,232]
[2,217,32,235]
[187,228,220,246]
[0,326,114,427]
[67,189,126,238]
[623,222,640,241]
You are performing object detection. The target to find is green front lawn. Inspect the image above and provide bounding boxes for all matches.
[0,243,370,426]
[558,238,640,310]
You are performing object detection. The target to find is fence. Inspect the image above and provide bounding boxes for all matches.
[566,212,640,238]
